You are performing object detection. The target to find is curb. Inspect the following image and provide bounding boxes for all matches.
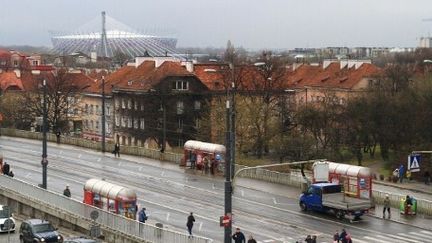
[367,211,432,231]
[373,180,432,196]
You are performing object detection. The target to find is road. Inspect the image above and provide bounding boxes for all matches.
[0,136,430,243]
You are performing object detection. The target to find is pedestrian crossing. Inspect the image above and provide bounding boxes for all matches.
[258,230,432,243]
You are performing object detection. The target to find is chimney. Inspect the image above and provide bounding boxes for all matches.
[185,61,194,72]
[14,69,21,78]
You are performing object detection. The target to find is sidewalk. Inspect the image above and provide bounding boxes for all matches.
[373,179,432,201]
[369,204,432,230]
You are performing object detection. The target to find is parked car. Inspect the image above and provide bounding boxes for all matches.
[64,237,96,243]
[0,204,15,233]
[19,219,63,243]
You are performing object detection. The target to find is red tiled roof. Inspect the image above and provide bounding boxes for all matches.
[0,72,24,91]
[194,63,229,90]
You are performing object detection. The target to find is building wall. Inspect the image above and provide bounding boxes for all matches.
[80,94,113,141]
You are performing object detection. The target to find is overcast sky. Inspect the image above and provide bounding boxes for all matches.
[1,0,432,50]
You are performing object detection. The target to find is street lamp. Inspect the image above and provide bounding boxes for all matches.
[41,79,48,189]
[101,76,106,152]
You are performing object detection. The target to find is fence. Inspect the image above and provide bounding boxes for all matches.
[0,175,212,243]
[234,165,432,215]
[0,128,183,163]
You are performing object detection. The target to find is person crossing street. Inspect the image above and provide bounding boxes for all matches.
[186,212,195,238]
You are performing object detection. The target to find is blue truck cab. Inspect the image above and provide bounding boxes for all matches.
[299,183,371,221]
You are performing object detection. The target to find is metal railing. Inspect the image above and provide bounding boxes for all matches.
[0,176,212,243]
[0,128,182,164]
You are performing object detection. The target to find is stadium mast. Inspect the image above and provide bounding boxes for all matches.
[100,11,109,57]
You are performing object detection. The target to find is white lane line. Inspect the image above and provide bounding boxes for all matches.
[166,213,170,221]
[212,183,215,189]
[263,240,274,243]
[272,197,277,205]
[421,230,432,236]
[399,232,428,241]
[240,189,244,197]
[118,162,122,166]
[139,167,143,172]
[78,154,82,159]
[161,171,165,177]
[199,222,203,231]
[25,173,31,178]
[97,158,101,162]
[362,236,386,243]
[375,234,421,243]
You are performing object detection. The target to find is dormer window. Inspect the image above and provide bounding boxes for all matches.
[128,80,133,86]
[172,81,189,90]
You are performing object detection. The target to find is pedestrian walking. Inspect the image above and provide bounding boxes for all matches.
[56,130,61,144]
[186,212,195,237]
[383,194,391,219]
[339,229,347,243]
[424,171,431,185]
[345,234,352,243]
[63,185,71,197]
[392,168,399,183]
[232,227,246,243]
[138,208,148,223]
[333,230,340,243]
[399,164,405,183]
[312,235,317,243]
[113,143,120,157]
[305,235,313,243]
[247,235,257,243]
[2,161,10,175]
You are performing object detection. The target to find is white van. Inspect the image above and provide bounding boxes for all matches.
[0,205,15,232]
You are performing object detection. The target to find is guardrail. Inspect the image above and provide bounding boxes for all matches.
[234,165,432,215]
[0,175,212,243]
[0,128,183,164]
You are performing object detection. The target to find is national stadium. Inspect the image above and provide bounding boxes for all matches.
[50,12,179,58]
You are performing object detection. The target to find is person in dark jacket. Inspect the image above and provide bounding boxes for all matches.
[339,229,348,243]
[305,235,313,243]
[186,212,195,237]
[232,228,246,243]
[113,143,120,157]
[424,171,431,185]
[333,230,340,243]
[138,208,148,223]
[247,235,257,243]
[63,185,71,197]
[2,162,10,175]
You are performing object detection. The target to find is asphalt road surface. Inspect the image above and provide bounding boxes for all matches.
[0,137,430,243]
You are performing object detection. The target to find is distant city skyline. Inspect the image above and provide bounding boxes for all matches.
[1,0,432,50]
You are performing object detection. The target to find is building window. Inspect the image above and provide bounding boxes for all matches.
[106,105,110,116]
[134,100,138,110]
[128,117,132,128]
[140,119,145,130]
[90,105,94,114]
[122,98,126,109]
[140,103,144,111]
[176,101,184,114]
[85,120,89,129]
[91,121,94,130]
[194,101,201,110]
[172,81,189,90]
[96,121,99,130]
[195,118,201,129]
[115,99,120,109]
[121,116,126,128]
[178,118,184,129]
[96,105,99,115]
[85,104,89,114]
[127,99,132,109]
[32,60,38,66]
[134,118,139,129]
[115,116,120,127]
[13,60,18,66]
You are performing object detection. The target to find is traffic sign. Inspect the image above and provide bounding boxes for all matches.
[408,154,421,172]
[220,215,231,227]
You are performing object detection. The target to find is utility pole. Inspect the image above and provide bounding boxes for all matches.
[224,89,232,243]
[162,102,166,153]
[41,79,48,189]
[230,63,236,180]
[101,76,106,152]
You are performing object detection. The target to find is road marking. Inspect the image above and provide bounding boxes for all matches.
[78,154,82,159]
[97,158,101,162]
[362,236,384,243]
[199,222,203,231]
[118,162,122,166]
[421,230,432,236]
[398,232,427,241]
[25,172,31,178]
[263,240,274,243]
[375,234,421,243]
[139,167,143,172]
[161,171,165,177]
[240,189,244,197]
[272,197,277,205]
[166,213,170,221]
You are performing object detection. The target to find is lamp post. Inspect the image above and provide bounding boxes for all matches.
[101,76,106,152]
[41,79,48,189]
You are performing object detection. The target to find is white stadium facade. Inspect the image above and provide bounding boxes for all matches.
[50,13,179,58]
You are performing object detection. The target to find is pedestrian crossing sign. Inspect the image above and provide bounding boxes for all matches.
[408,154,421,172]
